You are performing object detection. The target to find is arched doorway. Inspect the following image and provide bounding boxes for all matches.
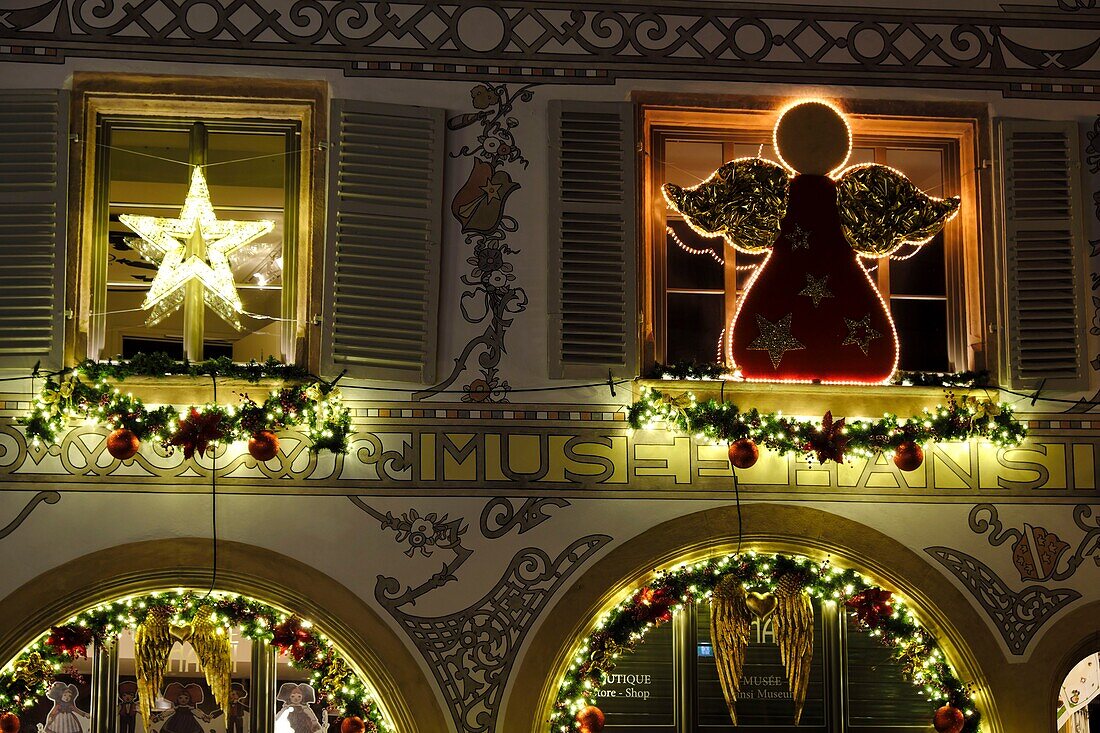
[0,539,447,733]
[504,503,1010,733]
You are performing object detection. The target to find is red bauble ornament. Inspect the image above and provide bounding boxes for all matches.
[0,712,20,733]
[106,428,140,460]
[339,717,365,733]
[248,430,280,462]
[575,706,605,733]
[933,705,965,733]
[728,438,759,469]
[893,441,924,471]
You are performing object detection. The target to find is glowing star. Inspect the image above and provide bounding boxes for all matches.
[798,273,833,307]
[120,168,274,330]
[747,313,804,369]
[842,313,883,355]
[787,224,812,250]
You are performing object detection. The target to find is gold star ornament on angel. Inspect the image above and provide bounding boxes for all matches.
[663,100,960,384]
[120,167,274,330]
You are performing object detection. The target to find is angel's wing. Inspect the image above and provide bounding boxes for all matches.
[710,574,753,725]
[663,157,789,254]
[774,573,814,725]
[187,605,233,715]
[837,163,961,257]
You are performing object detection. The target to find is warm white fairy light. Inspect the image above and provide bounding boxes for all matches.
[120,167,274,330]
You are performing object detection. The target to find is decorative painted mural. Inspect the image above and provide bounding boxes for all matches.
[416,83,535,404]
[0,412,1097,497]
[926,502,1100,655]
[347,494,607,733]
[2,2,1100,99]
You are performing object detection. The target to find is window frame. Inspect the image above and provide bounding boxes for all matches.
[69,74,327,369]
[599,602,931,733]
[637,95,991,378]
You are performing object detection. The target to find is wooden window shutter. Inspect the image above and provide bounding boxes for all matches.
[997,119,1089,389]
[549,100,637,379]
[322,100,444,382]
[0,90,68,369]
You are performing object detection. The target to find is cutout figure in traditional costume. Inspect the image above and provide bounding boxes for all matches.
[155,684,209,733]
[118,681,139,733]
[43,683,89,733]
[663,100,960,383]
[224,684,249,733]
[274,684,321,733]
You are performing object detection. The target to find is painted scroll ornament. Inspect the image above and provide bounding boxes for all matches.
[664,100,960,383]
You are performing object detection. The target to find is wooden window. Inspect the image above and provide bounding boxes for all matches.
[70,75,325,367]
[641,101,985,377]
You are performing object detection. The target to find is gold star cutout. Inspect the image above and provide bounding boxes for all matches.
[842,313,883,355]
[787,224,812,250]
[480,180,502,201]
[748,312,805,369]
[798,272,833,308]
[120,168,274,331]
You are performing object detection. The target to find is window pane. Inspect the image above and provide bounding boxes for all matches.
[117,628,253,733]
[845,613,929,726]
[103,121,291,362]
[892,298,949,372]
[597,616,676,730]
[849,147,876,166]
[20,663,92,733]
[888,232,946,297]
[667,221,724,291]
[276,649,339,733]
[697,601,827,729]
[667,293,725,364]
[664,141,724,188]
[732,142,777,164]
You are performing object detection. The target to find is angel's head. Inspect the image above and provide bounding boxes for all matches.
[774,100,851,177]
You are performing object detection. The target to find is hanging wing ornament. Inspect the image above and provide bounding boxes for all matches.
[774,572,815,724]
[709,575,753,724]
[663,158,789,253]
[837,164,960,256]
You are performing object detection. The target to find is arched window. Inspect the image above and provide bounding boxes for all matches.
[0,591,393,733]
[1057,653,1099,732]
[553,552,978,733]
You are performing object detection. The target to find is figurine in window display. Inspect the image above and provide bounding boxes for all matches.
[154,684,209,733]
[117,681,139,733]
[663,99,960,383]
[224,684,249,733]
[42,683,89,733]
[274,684,321,733]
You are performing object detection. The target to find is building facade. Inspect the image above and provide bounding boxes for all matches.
[0,1,1099,732]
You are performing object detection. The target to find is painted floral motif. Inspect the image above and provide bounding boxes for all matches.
[380,509,464,558]
[414,83,535,403]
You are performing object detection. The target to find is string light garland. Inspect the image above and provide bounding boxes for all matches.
[20,356,350,457]
[550,552,980,733]
[0,591,391,733]
[645,362,992,389]
[628,387,1024,464]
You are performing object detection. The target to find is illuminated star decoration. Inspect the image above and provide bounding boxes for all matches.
[120,167,274,330]
[748,313,805,369]
[842,313,883,355]
[787,224,812,250]
[798,272,833,308]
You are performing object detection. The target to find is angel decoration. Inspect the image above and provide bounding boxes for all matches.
[664,100,960,383]
[710,572,813,725]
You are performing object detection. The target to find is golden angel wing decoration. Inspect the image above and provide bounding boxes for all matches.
[774,572,814,725]
[187,605,233,715]
[709,574,753,725]
[134,608,174,732]
[663,157,790,253]
[837,163,961,256]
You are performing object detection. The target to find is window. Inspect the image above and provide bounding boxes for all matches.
[73,76,324,366]
[642,101,983,375]
[595,603,929,732]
